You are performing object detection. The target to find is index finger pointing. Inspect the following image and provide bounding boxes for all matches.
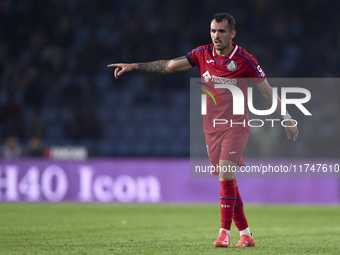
[107,64,118,67]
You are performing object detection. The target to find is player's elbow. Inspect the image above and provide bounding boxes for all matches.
[165,62,176,74]
[166,64,192,74]
[165,66,175,74]
[165,59,183,74]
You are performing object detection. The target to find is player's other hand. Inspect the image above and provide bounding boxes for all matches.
[107,63,137,79]
[284,119,299,141]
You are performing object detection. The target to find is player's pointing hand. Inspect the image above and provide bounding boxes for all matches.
[107,63,137,79]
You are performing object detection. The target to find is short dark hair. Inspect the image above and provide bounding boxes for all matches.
[211,13,236,31]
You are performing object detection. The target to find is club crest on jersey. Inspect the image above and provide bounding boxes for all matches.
[226,60,237,71]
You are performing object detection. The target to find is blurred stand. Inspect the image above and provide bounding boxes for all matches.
[27,137,44,157]
[1,136,24,159]
[0,0,339,157]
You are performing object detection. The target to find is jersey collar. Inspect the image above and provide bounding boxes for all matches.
[212,42,238,59]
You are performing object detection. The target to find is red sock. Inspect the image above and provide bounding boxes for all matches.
[233,186,248,231]
[219,180,236,230]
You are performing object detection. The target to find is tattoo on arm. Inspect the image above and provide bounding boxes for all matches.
[137,56,186,74]
[137,60,169,74]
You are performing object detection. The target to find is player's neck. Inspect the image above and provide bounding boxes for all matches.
[216,42,234,57]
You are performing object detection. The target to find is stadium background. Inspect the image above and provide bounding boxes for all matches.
[0,0,340,203]
[1,0,339,158]
[0,0,340,255]
[1,1,340,254]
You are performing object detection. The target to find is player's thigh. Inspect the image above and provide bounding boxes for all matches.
[220,128,248,163]
[218,159,237,181]
[205,133,221,175]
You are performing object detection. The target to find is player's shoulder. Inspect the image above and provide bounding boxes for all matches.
[234,44,258,63]
[235,44,266,78]
[188,43,213,55]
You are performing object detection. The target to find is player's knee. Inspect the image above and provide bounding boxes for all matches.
[218,170,236,180]
[217,160,237,180]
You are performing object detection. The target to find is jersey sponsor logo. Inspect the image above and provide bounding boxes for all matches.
[202,70,211,82]
[211,75,237,85]
[202,70,237,85]
[206,60,214,63]
[226,60,237,71]
[257,65,265,77]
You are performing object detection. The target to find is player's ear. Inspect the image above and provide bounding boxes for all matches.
[231,29,236,39]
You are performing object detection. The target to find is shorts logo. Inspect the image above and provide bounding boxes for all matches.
[226,60,237,71]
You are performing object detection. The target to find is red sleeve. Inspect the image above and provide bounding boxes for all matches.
[243,53,266,84]
[187,46,208,69]
[186,55,196,67]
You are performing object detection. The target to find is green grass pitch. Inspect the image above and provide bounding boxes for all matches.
[0,203,339,254]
